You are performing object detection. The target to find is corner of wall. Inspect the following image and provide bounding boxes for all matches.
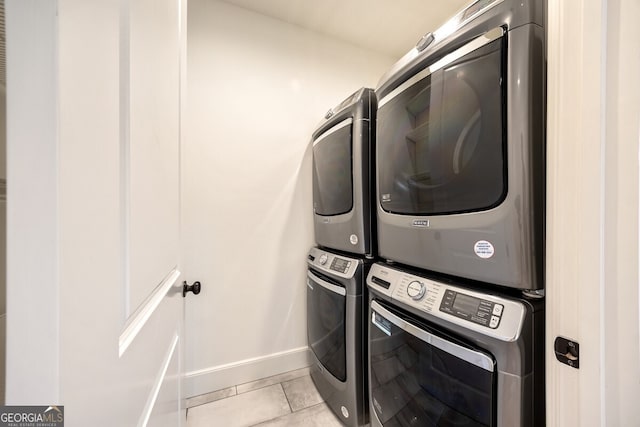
[185,347,311,398]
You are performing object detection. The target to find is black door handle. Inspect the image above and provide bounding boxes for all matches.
[183,281,201,298]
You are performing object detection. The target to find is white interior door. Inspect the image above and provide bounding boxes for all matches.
[6,0,188,425]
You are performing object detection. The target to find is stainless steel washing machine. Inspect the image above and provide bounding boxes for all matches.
[307,246,371,426]
[367,263,544,426]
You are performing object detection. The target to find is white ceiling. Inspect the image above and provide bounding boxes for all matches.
[0,1,469,87]
[217,0,470,58]
[0,1,462,191]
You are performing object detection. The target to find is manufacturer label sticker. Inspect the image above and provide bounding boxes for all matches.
[474,240,495,259]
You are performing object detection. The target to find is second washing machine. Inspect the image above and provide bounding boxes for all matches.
[367,263,545,426]
[307,246,371,426]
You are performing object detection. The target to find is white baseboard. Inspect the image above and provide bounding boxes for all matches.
[185,346,312,398]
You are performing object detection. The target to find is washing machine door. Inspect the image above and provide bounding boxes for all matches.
[369,300,496,427]
[307,269,347,382]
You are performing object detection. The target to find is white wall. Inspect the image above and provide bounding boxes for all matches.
[0,80,6,405]
[183,0,396,396]
[546,0,640,425]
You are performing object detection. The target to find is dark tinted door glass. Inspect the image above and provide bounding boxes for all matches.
[307,272,346,381]
[313,124,353,216]
[370,302,495,426]
[378,39,505,215]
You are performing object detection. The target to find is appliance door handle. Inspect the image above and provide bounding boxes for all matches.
[378,26,505,108]
[371,300,494,372]
[312,118,353,146]
[307,270,346,296]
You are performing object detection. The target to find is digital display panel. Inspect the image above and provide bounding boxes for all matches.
[331,258,350,273]
[453,293,481,315]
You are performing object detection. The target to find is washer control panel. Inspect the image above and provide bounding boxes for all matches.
[307,247,358,279]
[366,263,526,341]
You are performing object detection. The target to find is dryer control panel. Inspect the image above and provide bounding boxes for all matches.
[307,247,358,279]
[367,263,526,342]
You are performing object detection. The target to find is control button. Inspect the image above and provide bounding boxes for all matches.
[476,311,490,319]
[416,32,435,52]
[492,304,504,316]
[406,281,426,300]
[479,301,493,312]
[319,254,328,265]
[489,315,500,328]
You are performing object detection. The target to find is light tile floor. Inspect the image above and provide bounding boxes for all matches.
[186,367,344,427]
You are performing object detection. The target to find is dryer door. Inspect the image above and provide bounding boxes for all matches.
[312,118,353,216]
[377,35,506,216]
[369,300,496,427]
[307,269,347,382]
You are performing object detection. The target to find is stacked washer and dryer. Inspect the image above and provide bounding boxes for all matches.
[306,87,376,427]
[367,0,546,426]
[307,1,546,426]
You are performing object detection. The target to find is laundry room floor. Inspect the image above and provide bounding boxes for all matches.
[186,367,344,427]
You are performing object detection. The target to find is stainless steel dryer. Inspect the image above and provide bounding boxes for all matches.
[307,246,371,426]
[374,0,546,291]
[367,263,544,426]
[312,88,376,257]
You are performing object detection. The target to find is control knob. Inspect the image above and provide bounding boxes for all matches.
[319,254,329,265]
[407,280,426,300]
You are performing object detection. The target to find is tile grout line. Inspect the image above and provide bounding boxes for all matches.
[236,367,311,396]
[280,382,294,414]
[186,371,320,424]
[188,371,302,410]
[246,383,295,427]
[186,385,239,410]
[248,401,331,427]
